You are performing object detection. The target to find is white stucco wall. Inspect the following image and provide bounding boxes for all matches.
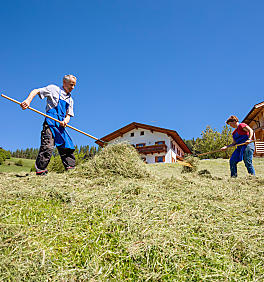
[108,128,169,147]
[168,138,184,159]
[108,128,184,164]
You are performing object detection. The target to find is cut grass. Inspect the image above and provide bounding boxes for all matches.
[0,158,35,173]
[73,143,150,179]
[0,147,264,280]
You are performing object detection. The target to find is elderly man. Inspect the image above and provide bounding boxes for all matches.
[21,75,77,175]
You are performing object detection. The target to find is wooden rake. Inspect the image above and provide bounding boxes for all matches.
[1,94,106,144]
[195,140,255,157]
[178,141,255,168]
[175,138,256,169]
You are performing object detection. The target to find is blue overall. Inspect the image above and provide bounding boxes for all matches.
[230,129,255,177]
[45,90,75,150]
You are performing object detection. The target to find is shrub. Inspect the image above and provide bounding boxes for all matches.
[30,163,36,172]
[48,156,65,173]
[47,151,86,173]
[5,150,11,159]
[15,159,23,166]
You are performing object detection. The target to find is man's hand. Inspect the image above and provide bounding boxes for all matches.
[20,89,40,110]
[59,115,71,128]
[59,120,67,128]
[245,139,252,145]
[20,99,30,110]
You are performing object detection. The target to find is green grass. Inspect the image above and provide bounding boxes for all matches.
[0,158,35,173]
[0,154,264,280]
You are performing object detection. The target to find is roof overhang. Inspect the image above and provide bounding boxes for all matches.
[96,122,192,154]
[242,101,264,126]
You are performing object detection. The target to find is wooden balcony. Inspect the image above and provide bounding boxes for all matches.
[136,144,167,155]
[255,141,264,156]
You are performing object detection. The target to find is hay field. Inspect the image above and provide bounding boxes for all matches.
[0,144,264,281]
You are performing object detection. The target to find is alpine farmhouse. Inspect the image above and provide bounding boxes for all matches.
[96,122,191,164]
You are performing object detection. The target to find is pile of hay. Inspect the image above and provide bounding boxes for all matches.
[73,143,150,179]
[181,155,199,173]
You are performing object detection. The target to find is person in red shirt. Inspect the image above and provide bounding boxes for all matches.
[221,115,255,177]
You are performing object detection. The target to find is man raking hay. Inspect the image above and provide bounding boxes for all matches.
[20,74,77,175]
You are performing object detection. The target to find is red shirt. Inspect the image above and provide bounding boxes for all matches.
[233,123,249,136]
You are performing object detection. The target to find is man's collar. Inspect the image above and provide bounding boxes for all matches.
[61,86,71,96]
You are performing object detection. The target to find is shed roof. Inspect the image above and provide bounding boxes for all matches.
[242,101,264,125]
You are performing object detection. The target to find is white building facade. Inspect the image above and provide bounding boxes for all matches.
[96,122,191,164]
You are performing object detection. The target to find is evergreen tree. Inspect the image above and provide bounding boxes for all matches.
[183,138,196,152]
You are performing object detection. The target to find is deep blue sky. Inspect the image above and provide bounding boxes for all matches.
[1,0,264,151]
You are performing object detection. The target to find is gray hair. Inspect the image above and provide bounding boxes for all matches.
[63,74,77,82]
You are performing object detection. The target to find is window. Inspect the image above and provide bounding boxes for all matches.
[136,143,146,147]
[130,132,134,137]
[155,156,165,163]
[172,157,176,163]
[140,131,144,136]
[155,141,165,145]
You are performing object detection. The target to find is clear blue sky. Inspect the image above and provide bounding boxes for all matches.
[1,0,264,151]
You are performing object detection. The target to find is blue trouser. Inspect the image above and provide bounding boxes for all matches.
[230,144,255,177]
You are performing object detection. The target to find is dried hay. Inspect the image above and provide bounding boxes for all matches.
[72,143,150,179]
[181,155,199,173]
[198,169,211,176]
[198,169,212,178]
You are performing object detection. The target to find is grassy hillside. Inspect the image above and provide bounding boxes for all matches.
[0,145,264,281]
[0,158,34,173]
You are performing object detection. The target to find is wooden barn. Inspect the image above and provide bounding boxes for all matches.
[242,101,264,156]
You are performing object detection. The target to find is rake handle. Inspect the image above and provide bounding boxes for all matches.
[197,149,223,157]
[197,141,254,157]
[1,94,100,141]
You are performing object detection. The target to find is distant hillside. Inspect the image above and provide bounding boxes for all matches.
[0,157,34,173]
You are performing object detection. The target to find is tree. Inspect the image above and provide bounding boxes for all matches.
[15,159,23,166]
[0,148,11,164]
[217,124,234,159]
[193,125,234,159]
[183,138,196,152]
[193,126,221,158]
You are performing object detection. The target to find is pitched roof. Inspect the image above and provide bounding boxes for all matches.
[96,122,192,153]
[242,101,264,125]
